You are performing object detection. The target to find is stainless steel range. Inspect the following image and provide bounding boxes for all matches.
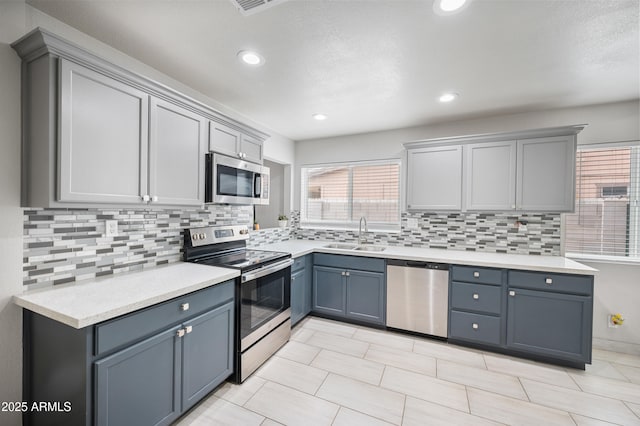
[183,225,292,383]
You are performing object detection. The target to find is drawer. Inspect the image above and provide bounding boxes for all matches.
[449,310,501,346]
[451,265,503,285]
[314,253,385,273]
[508,270,593,296]
[292,256,307,272]
[451,281,502,315]
[95,279,234,356]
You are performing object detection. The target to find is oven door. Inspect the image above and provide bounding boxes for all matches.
[239,258,293,351]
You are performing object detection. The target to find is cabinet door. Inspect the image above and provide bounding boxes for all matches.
[149,98,206,206]
[95,326,181,426]
[312,266,346,316]
[209,121,240,157]
[59,59,149,204]
[506,288,592,363]
[240,134,263,164]
[346,270,385,325]
[406,145,463,210]
[465,141,517,211]
[516,136,576,212]
[291,269,306,326]
[182,301,234,412]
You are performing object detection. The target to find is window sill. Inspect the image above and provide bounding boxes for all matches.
[566,253,640,266]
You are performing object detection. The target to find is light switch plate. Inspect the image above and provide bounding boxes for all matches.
[105,220,118,237]
[407,218,419,229]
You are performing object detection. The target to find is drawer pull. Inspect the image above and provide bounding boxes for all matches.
[345,271,350,277]
[185,325,193,334]
[473,272,480,278]
[472,323,479,330]
[545,278,553,285]
[472,293,479,300]
[509,290,516,296]
[177,329,185,338]
[181,303,190,311]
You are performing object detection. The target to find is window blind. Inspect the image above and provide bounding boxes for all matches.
[564,145,640,260]
[301,160,401,230]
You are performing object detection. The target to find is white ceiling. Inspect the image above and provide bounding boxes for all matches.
[26,0,640,141]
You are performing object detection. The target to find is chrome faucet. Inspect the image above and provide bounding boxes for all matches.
[358,216,368,245]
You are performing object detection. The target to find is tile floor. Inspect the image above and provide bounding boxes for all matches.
[176,317,640,426]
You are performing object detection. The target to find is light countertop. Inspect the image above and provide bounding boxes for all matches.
[256,240,597,276]
[14,262,239,329]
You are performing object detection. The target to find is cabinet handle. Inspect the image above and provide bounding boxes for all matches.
[473,271,480,278]
[142,194,150,202]
[152,195,158,203]
[472,323,479,330]
[509,290,516,296]
[177,329,185,338]
[545,278,553,285]
[181,303,190,311]
[345,271,350,277]
[472,293,479,300]
[185,325,193,334]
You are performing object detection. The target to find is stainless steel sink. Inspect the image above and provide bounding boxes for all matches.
[353,245,386,252]
[324,243,358,250]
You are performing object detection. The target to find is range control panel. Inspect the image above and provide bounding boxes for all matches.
[188,225,250,247]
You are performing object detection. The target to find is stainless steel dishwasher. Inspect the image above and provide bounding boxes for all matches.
[386,259,450,338]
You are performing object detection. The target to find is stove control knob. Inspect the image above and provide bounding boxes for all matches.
[239,229,248,235]
[199,233,206,240]
[192,234,199,241]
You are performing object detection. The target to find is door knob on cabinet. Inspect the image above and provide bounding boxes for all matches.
[473,293,479,300]
[185,325,193,334]
[181,303,190,311]
[509,290,516,296]
[473,271,480,278]
[545,278,553,285]
[152,195,158,202]
[177,329,186,337]
[142,194,150,202]
[472,323,479,330]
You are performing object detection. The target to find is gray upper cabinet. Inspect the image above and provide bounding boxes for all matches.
[150,98,206,206]
[465,140,517,211]
[404,126,583,213]
[13,28,269,208]
[59,59,150,204]
[209,121,264,164]
[516,135,576,212]
[406,145,463,210]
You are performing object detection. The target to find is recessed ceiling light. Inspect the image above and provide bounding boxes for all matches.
[312,113,328,121]
[439,93,459,103]
[237,50,264,66]
[433,0,471,15]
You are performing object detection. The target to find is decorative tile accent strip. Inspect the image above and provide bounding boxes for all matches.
[23,205,256,286]
[292,211,561,256]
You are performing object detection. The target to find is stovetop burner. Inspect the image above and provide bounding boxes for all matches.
[183,225,290,272]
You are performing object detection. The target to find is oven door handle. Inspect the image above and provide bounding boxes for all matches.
[241,258,293,282]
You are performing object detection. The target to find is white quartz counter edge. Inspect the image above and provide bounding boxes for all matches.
[257,240,597,275]
[13,262,239,329]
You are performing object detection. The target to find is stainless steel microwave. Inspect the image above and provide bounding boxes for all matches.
[205,153,270,205]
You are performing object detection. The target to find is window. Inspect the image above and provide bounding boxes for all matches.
[301,159,401,231]
[564,144,640,261]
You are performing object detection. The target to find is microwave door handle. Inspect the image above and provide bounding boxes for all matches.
[254,174,261,198]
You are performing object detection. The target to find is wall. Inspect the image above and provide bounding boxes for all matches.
[255,160,285,229]
[295,100,640,353]
[0,2,26,425]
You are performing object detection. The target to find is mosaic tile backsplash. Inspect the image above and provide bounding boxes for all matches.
[23,205,293,287]
[292,211,561,256]
[24,206,559,286]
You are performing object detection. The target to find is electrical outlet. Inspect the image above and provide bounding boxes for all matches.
[407,218,419,229]
[105,220,118,237]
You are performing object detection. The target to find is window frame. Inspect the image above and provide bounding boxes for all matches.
[300,158,402,232]
[563,141,640,264]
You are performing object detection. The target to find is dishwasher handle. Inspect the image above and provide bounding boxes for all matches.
[387,259,449,270]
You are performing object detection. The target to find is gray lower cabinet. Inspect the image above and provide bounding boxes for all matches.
[291,255,312,326]
[312,254,386,326]
[506,271,593,364]
[448,266,594,368]
[23,280,235,426]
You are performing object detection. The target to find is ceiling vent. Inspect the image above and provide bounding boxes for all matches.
[229,0,291,16]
